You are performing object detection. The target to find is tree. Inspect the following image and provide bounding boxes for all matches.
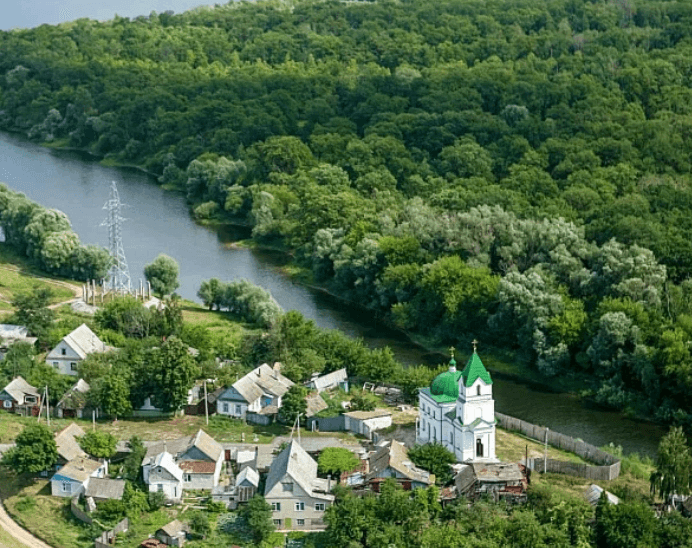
[241,495,274,545]
[407,443,456,485]
[650,426,692,500]
[148,337,199,412]
[188,511,211,539]
[1,424,57,474]
[318,447,360,477]
[595,498,657,548]
[11,287,55,341]
[78,431,117,459]
[122,436,146,482]
[93,370,132,419]
[144,254,180,297]
[95,295,153,338]
[278,384,307,424]
[349,390,377,411]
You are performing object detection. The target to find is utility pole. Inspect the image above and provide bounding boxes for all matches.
[544,427,549,474]
[46,385,50,427]
[204,380,209,426]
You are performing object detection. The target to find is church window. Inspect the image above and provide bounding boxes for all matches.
[476,439,484,458]
[476,385,481,396]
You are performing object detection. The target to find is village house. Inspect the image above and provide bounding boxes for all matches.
[216,363,293,421]
[454,462,528,503]
[0,376,40,415]
[0,324,37,359]
[343,410,392,439]
[305,368,349,393]
[417,347,498,463]
[142,430,224,495]
[264,440,334,531]
[367,440,434,490]
[85,477,127,504]
[55,378,91,418]
[45,323,110,376]
[142,451,184,503]
[55,422,87,466]
[51,455,107,497]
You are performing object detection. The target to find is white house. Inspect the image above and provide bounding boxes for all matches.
[142,451,184,502]
[216,363,293,419]
[45,324,110,376]
[51,456,107,497]
[416,348,497,463]
[142,430,224,493]
[0,376,40,414]
[264,440,334,531]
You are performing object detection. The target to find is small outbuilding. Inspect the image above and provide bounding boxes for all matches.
[85,477,127,503]
[306,368,348,393]
[156,519,188,547]
[55,379,91,419]
[343,410,392,439]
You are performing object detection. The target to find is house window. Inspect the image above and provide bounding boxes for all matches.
[3,400,11,408]
[235,404,242,414]
[185,474,192,482]
[295,502,304,511]
[61,348,66,355]
[282,483,293,492]
[70,362,77,371]
[52,362,58,368]
[296,519,305,526]
[271,502,281,511]
[158,484,163,492]
[61,481,70,493]
[273,519,282,526]
[223,403,229,413]
[25,396,36,404]
[315,503,325,511]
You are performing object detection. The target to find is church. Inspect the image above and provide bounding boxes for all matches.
[416,344,497,463]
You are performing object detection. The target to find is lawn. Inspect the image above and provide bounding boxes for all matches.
[495,427,591,464]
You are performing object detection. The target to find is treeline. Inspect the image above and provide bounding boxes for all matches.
[197,278,282,327]
[324,480,692,548]
[0,184,110,280]
[3,0,692,425]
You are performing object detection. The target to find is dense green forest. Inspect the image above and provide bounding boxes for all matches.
[2,0,692,427]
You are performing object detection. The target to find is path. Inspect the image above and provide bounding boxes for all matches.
[0,502,51,548]
[0,265,82,309]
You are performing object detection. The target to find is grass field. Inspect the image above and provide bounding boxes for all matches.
[0,245,78,313]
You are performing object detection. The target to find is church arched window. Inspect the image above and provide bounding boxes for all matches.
[477,385,481,396]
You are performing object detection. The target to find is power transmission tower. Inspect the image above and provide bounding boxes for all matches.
[101,181,131,294]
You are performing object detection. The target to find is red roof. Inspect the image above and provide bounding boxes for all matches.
[178,460,216,474]
[140,539,166,548]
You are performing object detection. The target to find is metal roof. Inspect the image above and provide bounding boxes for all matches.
[55,422,87,462]
[85,478,126,500]
[150,451,184,482]
[584,484,620,506]
[236,466,260,488]
[2,376,39,403]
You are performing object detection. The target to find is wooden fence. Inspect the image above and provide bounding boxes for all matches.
[495,412,621,481]
[94,518,129,548]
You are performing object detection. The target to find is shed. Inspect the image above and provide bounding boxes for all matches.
[156,519,188,547]
[85,477,126,503]
[584,484,620,506]
[343,410,392,438]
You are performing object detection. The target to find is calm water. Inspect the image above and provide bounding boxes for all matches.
[2,0,218,30]
[0,131,665,455]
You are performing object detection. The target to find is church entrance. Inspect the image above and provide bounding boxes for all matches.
[476,438,484,458]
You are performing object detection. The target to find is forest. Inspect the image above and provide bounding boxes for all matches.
[2,0,692,428]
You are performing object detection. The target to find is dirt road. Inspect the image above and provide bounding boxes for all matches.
[0,502,51,548]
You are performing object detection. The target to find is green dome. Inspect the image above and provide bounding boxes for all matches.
[430,370,462,400]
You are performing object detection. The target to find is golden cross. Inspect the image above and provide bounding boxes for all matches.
[449,346,455,359]
[472,339,478,352]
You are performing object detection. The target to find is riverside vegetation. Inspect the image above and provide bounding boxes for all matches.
[2,0,692,429]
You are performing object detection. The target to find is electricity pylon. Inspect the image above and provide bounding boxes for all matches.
[101,181,131,293]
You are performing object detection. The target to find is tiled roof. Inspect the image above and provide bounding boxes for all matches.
[179,460,217,474]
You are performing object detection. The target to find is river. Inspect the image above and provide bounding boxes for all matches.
[0,131,665,456]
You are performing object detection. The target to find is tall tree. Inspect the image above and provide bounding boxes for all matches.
[278,384,307,424]
[78,431,118,459]
[11,286,55,341]
[144,254,180,297]
[1,424,58,474]
[148,337,199,412]
[650,426,692,499]
[241,495,274,545]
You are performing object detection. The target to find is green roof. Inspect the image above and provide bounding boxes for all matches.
[461,351,493,387]
[419,387,457,404]
[430,369,463,401]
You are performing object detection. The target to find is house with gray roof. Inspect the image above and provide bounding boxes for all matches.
[0,376,40,414]
[217,363,293,420]
[156,519,188,547]
[264,440,334,531]
[55,422,87,465]
[306,368,348,393]
[45,324,111,376]
[55,379,91,419]
[85,477,126,503]
[51,456,107,497]
[143,451,184,502]
[0,324,37,360]
[367,440,434,490]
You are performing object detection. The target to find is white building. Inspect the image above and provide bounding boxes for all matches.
[51,456,107,498]
[45,324,110,376]
[216,363,293,419]
[343,410,392,439]
[142,451,184,502]
[416,349,497,463]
